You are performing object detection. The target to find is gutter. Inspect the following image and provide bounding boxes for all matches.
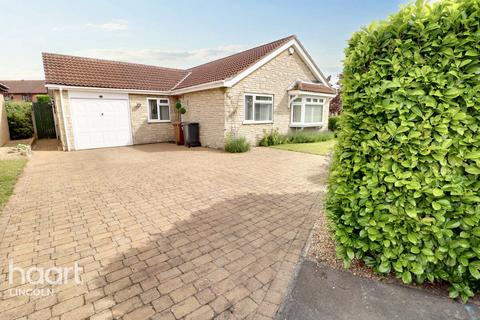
[46,84,171,96]
[46,80,231,96]
[170,80,228,95]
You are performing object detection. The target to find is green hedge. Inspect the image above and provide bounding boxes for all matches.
[259,129,289,146]
[288,131,334,144]
[260,129,334,146]
[5,102,34,140]
[35,95,51,104]
[327,0,480,302]
[328,116,340,132]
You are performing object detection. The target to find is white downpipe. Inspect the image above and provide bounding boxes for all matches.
[59,87,70,151]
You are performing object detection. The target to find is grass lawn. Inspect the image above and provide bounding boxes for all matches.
[0,159,27,209]
[270,139,336,156]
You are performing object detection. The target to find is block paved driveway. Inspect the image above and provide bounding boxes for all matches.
[0,143,329,320]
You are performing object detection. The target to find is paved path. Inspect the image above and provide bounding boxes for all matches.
[0,143,330,320]
[277,261,480,320]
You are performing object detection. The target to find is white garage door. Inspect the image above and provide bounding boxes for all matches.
[70,92,132,150]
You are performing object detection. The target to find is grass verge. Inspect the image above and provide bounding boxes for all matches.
[0,159,27,209]
[270,139,336,156]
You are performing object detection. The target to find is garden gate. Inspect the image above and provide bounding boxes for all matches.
[32,101,56,139]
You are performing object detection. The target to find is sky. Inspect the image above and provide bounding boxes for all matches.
[0,0,409,82]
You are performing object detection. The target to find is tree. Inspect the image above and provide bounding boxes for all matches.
[329,73,342,115]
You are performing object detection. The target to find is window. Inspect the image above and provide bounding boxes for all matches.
[290,96,324,126]
[244,94,273,123]
[22,94,32,102]
[292,104,302,123]
[147,98,170,122]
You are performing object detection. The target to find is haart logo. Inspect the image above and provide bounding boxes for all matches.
[6,260,83,296]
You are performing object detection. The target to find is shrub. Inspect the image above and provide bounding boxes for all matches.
[288,131,334,144]
[5,102,33,140]
[327,0,480,302]
[35,95,50,104]
[328,116,340,132]
[225,135,251,153]
[329,92,342,115]
[259,129,288,146]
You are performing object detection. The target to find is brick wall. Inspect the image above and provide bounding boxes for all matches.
[129,94,175,144]
[225,49,328,146]
[180,89,226,149]
[52,89,74,151]
[4,93,43,102]
[0,94,10,146]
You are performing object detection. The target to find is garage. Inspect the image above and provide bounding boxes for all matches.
[69,91,133,150]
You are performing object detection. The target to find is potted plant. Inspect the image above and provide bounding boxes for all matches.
[172,101,186,145]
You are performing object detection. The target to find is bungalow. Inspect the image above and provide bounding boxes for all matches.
[42,35,335,151]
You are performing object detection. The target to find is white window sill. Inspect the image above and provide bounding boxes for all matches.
[148,120,171,123]
[243,120,274,125]
[290,122,324,128]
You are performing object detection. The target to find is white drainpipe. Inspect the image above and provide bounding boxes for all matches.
[59,87,70,151]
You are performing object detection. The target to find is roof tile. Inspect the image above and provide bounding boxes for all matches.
[42,54,188,91]
[0,80,46,94]
[294,81,336,95]
[42,35,332,93]
[0,82,8,92]
[174,35,295,89]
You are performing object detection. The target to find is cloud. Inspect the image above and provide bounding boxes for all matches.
[87,20,128,31]
[81,45,248,69]
[1,64,44,79]
[53,19,128,32]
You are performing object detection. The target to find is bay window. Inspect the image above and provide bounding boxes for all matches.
[290,96,324,126]
[244,94,273,123]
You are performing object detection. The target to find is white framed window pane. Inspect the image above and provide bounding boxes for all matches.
[149,100,159,120]
[254,103,272,121]
[255,95,272,101]
[159,105,170,120]
[306,98,311,102]
[293,98,302,102]
[159,99,169,104]
[305,104,322,123]
[292,104,301,122]
[245,95,254,120]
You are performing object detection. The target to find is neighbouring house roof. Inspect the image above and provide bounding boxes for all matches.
[0,83,8,92]
[42,35,333,94]
[0,80,47,94]
[290,80,336,95]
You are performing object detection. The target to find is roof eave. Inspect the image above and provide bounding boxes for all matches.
[45,84,172,95]
[0,83,9,92]
[288,89,336,98]
[171,80,228,95]
[44,82,229,95]
[222,38,332,89]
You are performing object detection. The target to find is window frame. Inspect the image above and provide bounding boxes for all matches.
[290,95,324,127]
[22,94,32,102]
[146,97,171,123]
[243,93,274,124]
